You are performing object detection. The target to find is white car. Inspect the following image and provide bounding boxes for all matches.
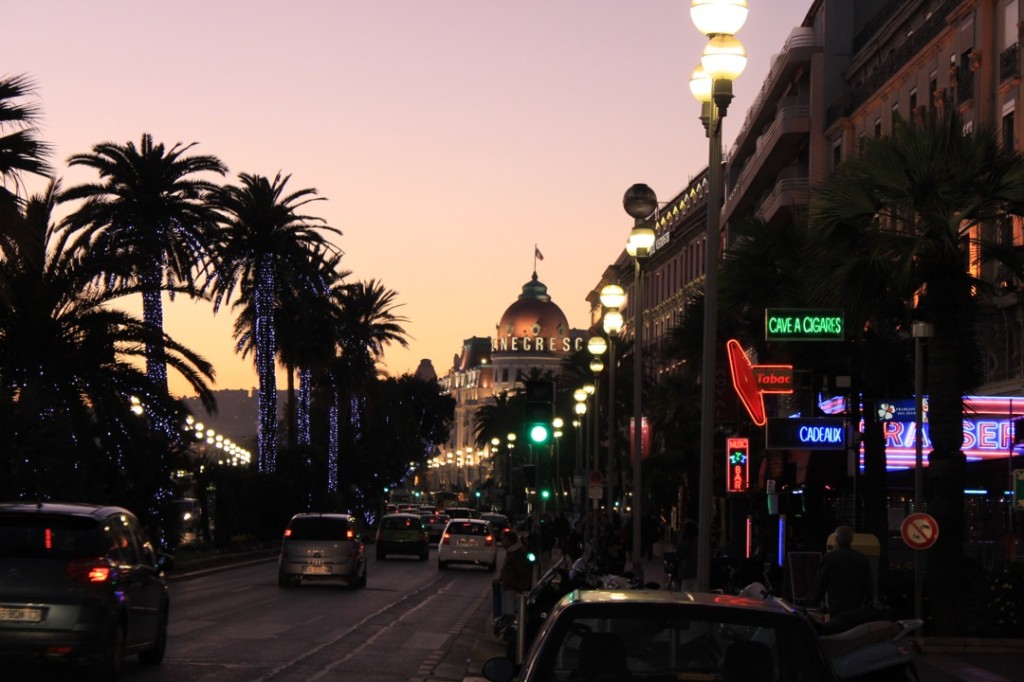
[437,518,497,571]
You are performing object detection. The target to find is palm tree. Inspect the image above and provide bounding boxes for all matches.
[328,278,409,493]
[0,74,52,303]
[59,134,226,406]
[0,181,216,501]
[810,108,1024,634]
[210,172,341,473]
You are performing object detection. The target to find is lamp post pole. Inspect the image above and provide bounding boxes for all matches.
[601,286,626,516]
[690,0,748,593]
[912,320,933,620]
[624,184,658,579]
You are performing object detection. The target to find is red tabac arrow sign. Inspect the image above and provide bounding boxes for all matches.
[727,339,766,426]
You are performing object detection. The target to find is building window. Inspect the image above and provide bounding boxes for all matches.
[831,139,842,170]
[1002,108,1015,149]
[874,119,882,138]
[1005,0,1018,50]
[909,88,917,113]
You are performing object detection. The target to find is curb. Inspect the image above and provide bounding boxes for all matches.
[916,636,1024,655]
[168,549,279,582]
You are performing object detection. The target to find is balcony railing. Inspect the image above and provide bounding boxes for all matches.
[1000,43,1019,83]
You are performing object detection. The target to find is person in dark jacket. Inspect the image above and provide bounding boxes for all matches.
[494,530,533,616]
[808,525,874,618]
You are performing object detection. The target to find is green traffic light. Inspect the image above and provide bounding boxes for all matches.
[526,551,537,563]
[540,489,551,500]
[529,423,550,444]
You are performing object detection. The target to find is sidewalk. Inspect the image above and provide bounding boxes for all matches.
[460,552,1024,682]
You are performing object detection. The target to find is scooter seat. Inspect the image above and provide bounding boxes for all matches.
[818,620,900,658]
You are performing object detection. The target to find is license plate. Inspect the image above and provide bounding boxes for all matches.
[304,565,330,575]
[458,539,477,548]
[0,607,43,623]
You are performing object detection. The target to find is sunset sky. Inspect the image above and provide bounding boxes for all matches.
[4,0,811,398]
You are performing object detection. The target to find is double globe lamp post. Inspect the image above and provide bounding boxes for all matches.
[600,285,626,516]
[690,0,747,592]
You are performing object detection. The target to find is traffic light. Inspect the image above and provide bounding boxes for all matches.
[540,489,551,501]
[525,379,555,444]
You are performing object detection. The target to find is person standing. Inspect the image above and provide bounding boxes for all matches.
[675,519,699,592]
[808,525,874,618]
[494,530,532,618]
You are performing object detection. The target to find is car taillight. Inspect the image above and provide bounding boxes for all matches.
[284,528,293,538]
[441,532,451,545]
[485,534,494,547]
[346,529,355,539]
[66,557,114,583]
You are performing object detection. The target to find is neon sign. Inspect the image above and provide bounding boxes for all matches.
[765,309,844,341]
[767,418,846,450]
[726,438,749,493]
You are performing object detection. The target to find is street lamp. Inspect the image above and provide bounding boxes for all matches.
[690,0,748,593]
[553,417,565,513]
[601,284,626,516]
[624,183,658,579]
[573,391,588,514]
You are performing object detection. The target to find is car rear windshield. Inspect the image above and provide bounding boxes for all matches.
[286,516,352,540]
[0,514,103,558]
[382,516,422,530]
[446,521,489,536]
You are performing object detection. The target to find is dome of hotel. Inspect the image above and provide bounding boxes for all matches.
[495,272,570,352]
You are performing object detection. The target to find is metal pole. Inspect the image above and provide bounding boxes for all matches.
[912,322,931,620]
[696,91,722,593]
[632,257,644,580]
[606,335,617,514]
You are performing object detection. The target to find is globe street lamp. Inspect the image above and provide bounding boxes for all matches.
[601,284,626,516]
[574,388,589,514]
[690,0,748,593]
[624,183,658,579]
[553,417,565,513]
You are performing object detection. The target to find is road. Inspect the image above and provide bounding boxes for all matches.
[14,549,495,682]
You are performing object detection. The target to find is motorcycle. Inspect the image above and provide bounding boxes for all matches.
[739,570,922,681]
[815,608,923,681]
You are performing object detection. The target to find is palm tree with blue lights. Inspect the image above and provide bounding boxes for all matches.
[210,172,340,473]
[59,134,226,411]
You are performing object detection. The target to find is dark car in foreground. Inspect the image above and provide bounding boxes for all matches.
[0,501,173,680]
[278,513,367,589]
[375,513,429,560]
[483,589,838,682]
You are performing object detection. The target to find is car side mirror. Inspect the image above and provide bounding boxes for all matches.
[481,656,516,682]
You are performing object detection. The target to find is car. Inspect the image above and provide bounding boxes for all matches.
[375,513,430,560]
[479,512,510,535]
[437,518,497,571]
[421,512,450,543]
[446,507,476,520]
[481,589,839,682]
[0,501,173,680]
[278,513,367,589]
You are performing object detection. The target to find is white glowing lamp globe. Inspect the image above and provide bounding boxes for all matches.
[603,310,624,336]
[702,34,747,82]
[689,64,712,104]
[690,0,748,37]
[626,225,656,257]
[587,335,608,356]
[600,284,626,310]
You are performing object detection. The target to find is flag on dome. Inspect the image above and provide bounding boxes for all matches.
[535,246,544,261]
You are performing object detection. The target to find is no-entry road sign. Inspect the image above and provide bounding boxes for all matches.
[900,512,939,550]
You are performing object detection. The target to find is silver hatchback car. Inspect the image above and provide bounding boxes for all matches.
[0,501,173,681]
[278,513,367,589]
